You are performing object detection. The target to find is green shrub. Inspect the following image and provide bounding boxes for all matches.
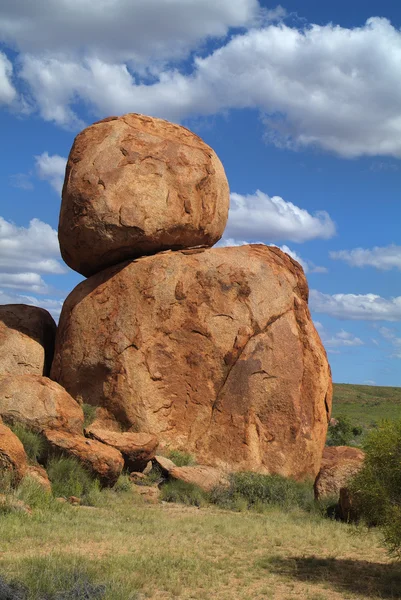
[15,476,54,510]
[160,479,207,507]
[82,403,97,428]
[10,424,45,463]
[349,419,401,558]
[326,415,363,447]
[114,474,132,493]
[209,472,315,512]
[167,449,196,467]
[47,456,100,505]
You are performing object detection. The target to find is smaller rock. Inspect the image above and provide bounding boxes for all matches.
[25,465,51,492]
[0,304,56,377]
[0,374,84,434]
[169,465,229,492]
[0,418,28,485]
[85,427,158,471]
[143,461,153,475]
[56,497,67,503]
[68,495,81,505]
[314,446,365,501]
[153,455,176,474]
[134,485,161,504]
[43,429,124,486]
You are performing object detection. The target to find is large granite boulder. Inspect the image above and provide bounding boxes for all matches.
[0,418,28,485]
[0,374,84,434]
[51,245,332,479]
[59,113,230,277]
[0,304,56,376]
[314,445,365,500]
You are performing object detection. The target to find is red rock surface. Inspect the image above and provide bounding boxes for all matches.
[0,418,28,484]
[0,374,84,434]
[43,429,123,486]
[314,445,365,500]
[52,245,332,480]
[0,304,56,376]
[169,465,229,492]
[59,113,230,277]
[85,427,158,471]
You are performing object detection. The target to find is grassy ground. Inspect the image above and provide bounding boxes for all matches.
[1,489,401,600]
[332,383,401,429]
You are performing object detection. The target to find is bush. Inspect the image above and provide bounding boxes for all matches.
[349,419,401,558]
[10,424,45,464]
[47,456,101,505]
[167,449,195,467]
[326,415,363,447]
[160,479,207,507]
[15,476,54,510]
[82,404,97,428]
[113,474,132,493]
[209,472,315,512]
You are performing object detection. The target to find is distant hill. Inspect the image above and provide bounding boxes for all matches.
[332,383,401,428]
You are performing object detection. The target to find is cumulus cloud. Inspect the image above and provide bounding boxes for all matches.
[0,0,260,63]
[310,290,401,321]
[323,330,364,348]
[225,191,335,242]
[0,290,63,320]
[4,16,401,157]
[0,51,16,105]
[0,217,65,277]
[35,152,67,194]
[330,245,401,271]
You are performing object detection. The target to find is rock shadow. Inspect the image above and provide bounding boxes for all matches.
[259,555,401,599]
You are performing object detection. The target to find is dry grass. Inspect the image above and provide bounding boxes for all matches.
[0,487,400,599]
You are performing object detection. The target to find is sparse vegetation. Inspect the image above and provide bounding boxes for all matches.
[160,479,207,506]
[46,456,101,504]
[326,414,363,447]
[10,424,46,464]
[167,449,196,467]
[82,403,97,428]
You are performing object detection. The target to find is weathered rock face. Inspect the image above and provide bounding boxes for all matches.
[43,429,123,486]
[314,446,365,500]
[85,427,158,471]
[0,304,56,376]
[0,418,28,484]
[52,245,332,479]
[169,465,229,492]
[0,374,84,434]
[59,113,230,277]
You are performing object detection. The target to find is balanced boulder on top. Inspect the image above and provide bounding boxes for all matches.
[59,113,230,277]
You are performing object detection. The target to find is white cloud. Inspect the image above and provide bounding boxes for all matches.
[5,16,401,158]
[324,330,364,347]
[0,272,49,294]
[0,51,16,105]
[310,290,401,321]
[225,190,335,242]
[330,245,401,271]
[0,290,63,320]
[364,380,376,385]
[0,217,65,276]
[0,0,259,63]
[35,152,67,194]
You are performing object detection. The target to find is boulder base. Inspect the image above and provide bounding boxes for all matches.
[52,245,332,480]
[0,304,56,376]
[59,113,230,277]
[85,427,158,471]
[169,465,229,492]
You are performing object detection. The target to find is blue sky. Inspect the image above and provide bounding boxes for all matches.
[0,0,400,386]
